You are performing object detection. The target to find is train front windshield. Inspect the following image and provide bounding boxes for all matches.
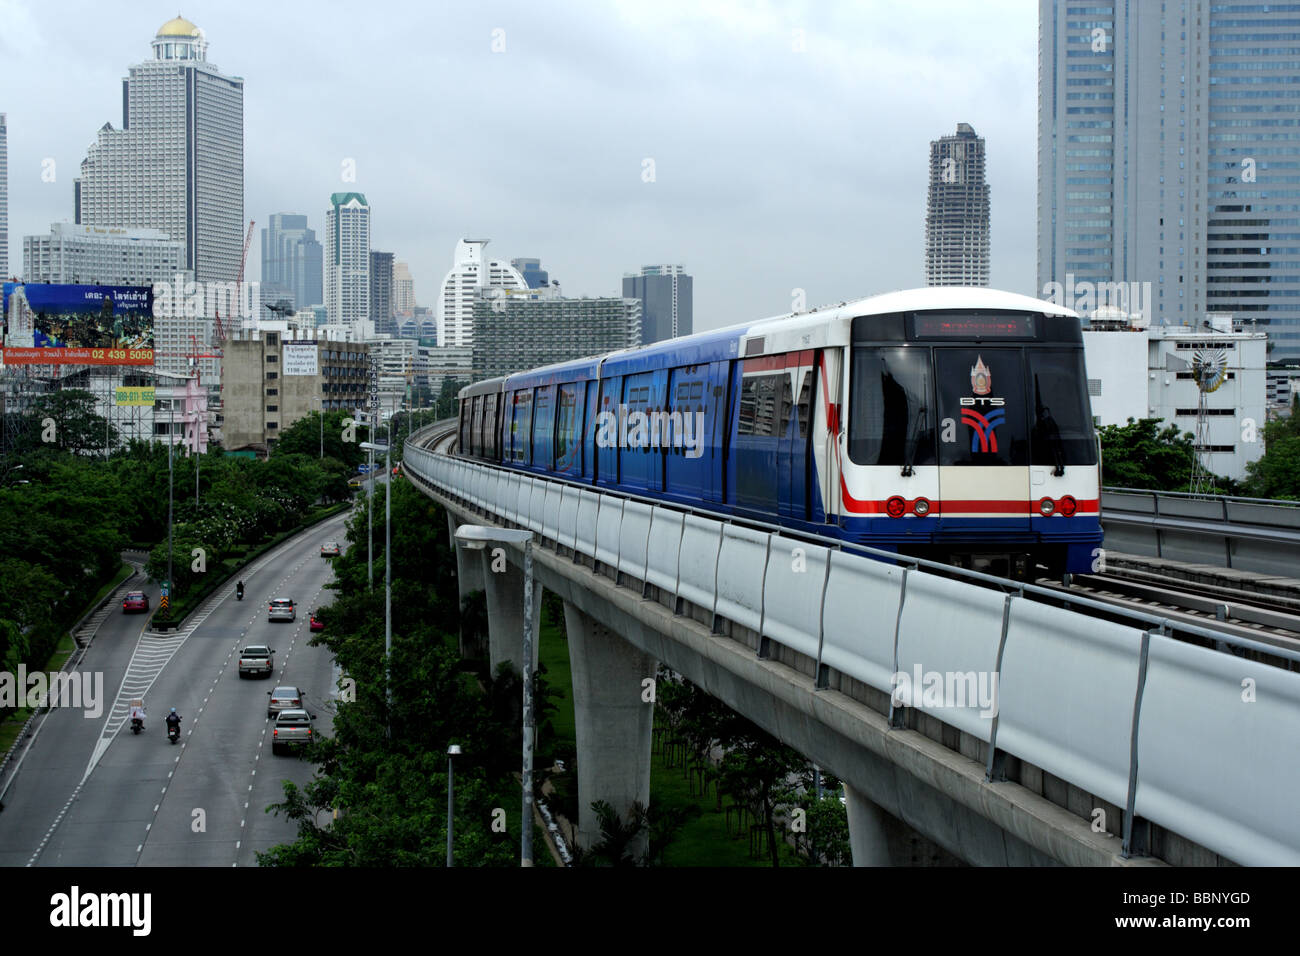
[848,312,1098,469]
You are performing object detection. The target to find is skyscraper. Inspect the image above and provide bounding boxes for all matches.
[261,213,323,311]
[622,265,692,345]
[370,250,394,334]
[511,257,550,289]
[393,260,415,316]
[325,193,370,329]
[0,113,8,280]
[74,16,244,285]
[924,123,990,286]
[1038,1,1300,359]
[436,239,528,347]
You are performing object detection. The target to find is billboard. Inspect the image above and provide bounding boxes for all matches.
[115,386,156,406]
[2,282,155,366]
[283,341,318,376]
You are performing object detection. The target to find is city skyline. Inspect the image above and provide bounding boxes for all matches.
[1,1,1040,331]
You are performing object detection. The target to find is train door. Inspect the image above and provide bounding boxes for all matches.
[595,375,622,487]
[933,348,1030,532]
[583,380,599,481]
[665,366,708,500]
[778,351,816,520]
[729,356,786,514]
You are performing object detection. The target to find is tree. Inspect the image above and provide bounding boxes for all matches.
[1097,417,1205,491]
[1241,398,1300,499]
[23,389,116,456]
[272,410,366,470]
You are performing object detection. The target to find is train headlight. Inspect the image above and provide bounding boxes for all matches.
[885,496,907,518]
[1038,497,1056,516]
[912,497,931,517]
[1059,495,1078,517]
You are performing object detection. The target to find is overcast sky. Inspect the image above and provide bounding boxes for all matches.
[1,0,1040,331]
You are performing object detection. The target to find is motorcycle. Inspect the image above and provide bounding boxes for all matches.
[167,722,180,744]
[236,583,244,601]
[130,717,143,735]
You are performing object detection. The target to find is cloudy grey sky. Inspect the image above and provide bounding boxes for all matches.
[1,0,1039,331]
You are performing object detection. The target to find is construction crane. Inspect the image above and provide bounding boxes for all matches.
[214,220,254,346]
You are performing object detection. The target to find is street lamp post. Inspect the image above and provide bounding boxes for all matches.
[453,525,535,867]
[447,743,461,866]
[167,398,174,622]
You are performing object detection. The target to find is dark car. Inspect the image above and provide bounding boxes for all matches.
[122,591,149,613]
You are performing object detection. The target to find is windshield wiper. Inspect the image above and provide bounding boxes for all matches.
[901,405,927,477]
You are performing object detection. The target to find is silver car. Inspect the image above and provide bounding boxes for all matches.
[268,598,296,622]
[267,685,304,719]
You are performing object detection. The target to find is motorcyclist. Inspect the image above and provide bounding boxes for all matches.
[165,708,182,736]
[236,580,245,600]
[129,700,146,730]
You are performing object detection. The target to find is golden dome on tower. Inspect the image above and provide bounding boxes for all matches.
[157,15,200,37]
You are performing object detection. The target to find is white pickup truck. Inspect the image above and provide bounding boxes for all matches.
[271,709,316,755]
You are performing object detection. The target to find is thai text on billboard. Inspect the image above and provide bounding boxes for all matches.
[2,282,155,366]
[283,341,318,376]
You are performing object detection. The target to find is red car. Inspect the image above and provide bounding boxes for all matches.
[122,590,149,613]
[309,613,324,632]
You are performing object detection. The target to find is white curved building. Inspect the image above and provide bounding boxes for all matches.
[436,239,527,347]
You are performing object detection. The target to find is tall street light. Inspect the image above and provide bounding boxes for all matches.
[446,743,461,866]
[453,525,535,867]
[167,396,174,623]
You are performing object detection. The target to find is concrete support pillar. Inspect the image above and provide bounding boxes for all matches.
[448,513,487,658]
[481,547,541,676]
[843,782,893,866]
[564,601,657,857]
[448,513,484,595]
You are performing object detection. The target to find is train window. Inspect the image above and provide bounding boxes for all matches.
[796,368,814,439]
[470,396,483,457]
[533,386,555,465]
[483,393,498,460]
[1026,351,1099,466]
[738,374,783,437]
[934,349,1029,467]
[510,390,533,463]
[848,348,936,467]
[556,384,583,472]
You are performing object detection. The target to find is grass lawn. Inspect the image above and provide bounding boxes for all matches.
[534,613,802,867]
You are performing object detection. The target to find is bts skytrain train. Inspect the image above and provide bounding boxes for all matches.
[456,287,1103,576]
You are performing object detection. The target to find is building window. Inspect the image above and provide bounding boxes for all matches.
[266,355,278,363]
[267,333,278,346]
[267,422,278,430]
[267,371,278,380]
[266,405,278,412]
[266,388,278,396]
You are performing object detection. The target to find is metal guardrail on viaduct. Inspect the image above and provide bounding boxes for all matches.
[402,424,1300,866]
[1101,487,1300,578]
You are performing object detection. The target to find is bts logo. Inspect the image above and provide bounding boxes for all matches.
[962,407,1005,453]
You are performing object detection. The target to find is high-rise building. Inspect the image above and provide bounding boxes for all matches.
[471,289,641,381]
[393,260,415,315]
[74,17,244,286]
[436,239,528,347]
[23,223,183,286]
[325,192,370,329]
[924,123,990,287]
[511,257,550,289]
[261,213,323,312]
[621,265,692,345]
[370,250,394,334]
[1,113,8,280]
[1038,1,1300,359]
